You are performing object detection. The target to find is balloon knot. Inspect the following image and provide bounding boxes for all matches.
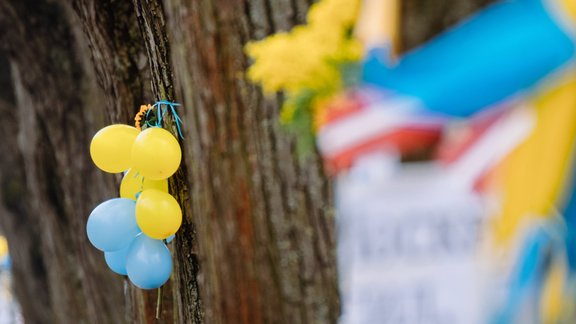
[135,101,184,139]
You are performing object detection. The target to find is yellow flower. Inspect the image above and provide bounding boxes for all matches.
[245,0,361,94]
[308,0,359,28]
[134,104,152,130]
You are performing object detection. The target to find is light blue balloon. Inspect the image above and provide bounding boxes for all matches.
[86,198,140,251]
[166,234,175,243]
[104,239,135,275]
[126,235,172,289]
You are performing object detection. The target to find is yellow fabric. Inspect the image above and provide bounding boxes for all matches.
[491,71,576,244]
[560,0,576,22]
[355,0,399,53]
[540,259,567,323]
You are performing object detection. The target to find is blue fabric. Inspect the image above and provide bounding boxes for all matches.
[493,226,554,323]
[362,0,575,117]
[561,169,576,268]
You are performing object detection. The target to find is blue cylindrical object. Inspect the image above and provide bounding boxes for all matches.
[363,0,575,117]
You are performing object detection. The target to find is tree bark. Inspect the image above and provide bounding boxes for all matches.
[0,0,126,323]
[0,0,496,323]
[162,0,338,322]
[0,54,52,324]
[401,0,495,51]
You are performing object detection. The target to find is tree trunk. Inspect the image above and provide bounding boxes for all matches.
[401,0,495,51]
[0,54,53,324]
[162,0,338,322]
[0,0,126,323]
[0,0,495,323]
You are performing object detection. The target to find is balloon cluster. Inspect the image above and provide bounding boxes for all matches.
[87,101,183,289]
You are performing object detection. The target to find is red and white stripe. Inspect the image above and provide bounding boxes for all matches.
[317,94,444,173]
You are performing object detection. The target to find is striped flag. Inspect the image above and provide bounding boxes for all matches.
[316,88,444,174]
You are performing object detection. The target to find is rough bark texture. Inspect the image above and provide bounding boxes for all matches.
[0,0,126,323]
[0,55,52,324]
[0,0,495,323]
[163,0,337,322]
[401,0,495,51]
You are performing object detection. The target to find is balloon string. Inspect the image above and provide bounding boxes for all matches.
[156,286,162,319]
[146,100,184,139]
[130,171,144,198]
[144,105,154,129]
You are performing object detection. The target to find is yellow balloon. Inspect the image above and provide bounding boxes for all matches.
[130,127,181,180]
[120,169,169,200]
[90,124,140,173]
[136,189,182,239]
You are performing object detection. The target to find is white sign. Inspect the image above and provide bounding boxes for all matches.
[335,108,535,324]
[338,163,489,324]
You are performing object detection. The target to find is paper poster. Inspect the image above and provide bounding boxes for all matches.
[338,163,490,324]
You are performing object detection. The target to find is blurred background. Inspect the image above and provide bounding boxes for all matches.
[4,0,569,323]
